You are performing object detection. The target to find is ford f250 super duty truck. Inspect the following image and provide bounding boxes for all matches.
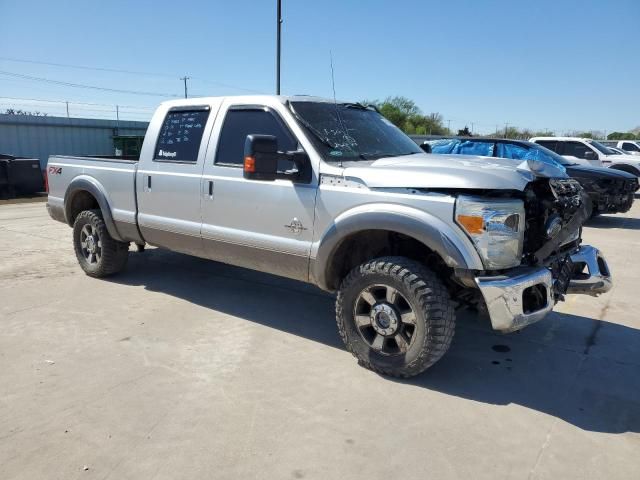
[46,96,612,377]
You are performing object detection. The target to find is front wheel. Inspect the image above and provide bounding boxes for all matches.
[73,210,129,277]
[336,257,455,378]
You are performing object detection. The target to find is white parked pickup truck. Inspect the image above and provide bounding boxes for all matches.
[530,137,640,176]
[600,140,640,155]
[46,96,612,377]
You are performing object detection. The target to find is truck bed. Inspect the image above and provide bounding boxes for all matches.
[46,155,139,239]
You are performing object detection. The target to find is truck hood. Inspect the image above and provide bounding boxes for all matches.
[565,163,637,180]
[342,153,566,191]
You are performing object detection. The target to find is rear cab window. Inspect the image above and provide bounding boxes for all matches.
[154,107,210,163]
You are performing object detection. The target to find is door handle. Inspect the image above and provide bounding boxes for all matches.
[147,175,152,190]
[208,180,213,197]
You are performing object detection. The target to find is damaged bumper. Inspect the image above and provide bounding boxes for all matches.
[566,245,612,296]
[475,245,612,333]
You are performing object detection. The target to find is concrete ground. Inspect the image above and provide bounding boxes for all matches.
[1,200,639,480]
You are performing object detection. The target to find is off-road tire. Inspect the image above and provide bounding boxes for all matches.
[336,256,455,378]
[73,209,129,277]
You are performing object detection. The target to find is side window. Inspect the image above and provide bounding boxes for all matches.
[563,141,592,159]
[154,109,210,162]
[215,108,298,166]
[535,140,559,153]
[496,143,529,160]
[428,139,459,154]
[622,142,640,152]
[451,141,494,156]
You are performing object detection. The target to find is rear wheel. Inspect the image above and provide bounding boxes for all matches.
[73,210,129,277]
[336,256,455,378]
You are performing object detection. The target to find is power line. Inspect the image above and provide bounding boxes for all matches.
[0,70,183,98]
[0,56,177,78]
[0,56,265,94]
[0,96,155,110]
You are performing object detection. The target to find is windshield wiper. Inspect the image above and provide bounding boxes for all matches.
[344,102,380,113]
[344,102,368,110]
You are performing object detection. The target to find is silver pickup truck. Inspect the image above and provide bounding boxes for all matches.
[47,95,612,377]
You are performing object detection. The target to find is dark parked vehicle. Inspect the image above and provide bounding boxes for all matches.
[414,137,639,216]
[0,154,45,199]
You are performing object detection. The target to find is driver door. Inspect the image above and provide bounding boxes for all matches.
[200,103,317,281]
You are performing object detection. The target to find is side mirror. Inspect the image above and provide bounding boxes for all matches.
[583,150,597,160]
[420,143,432,153]
[243,134,279,181]
[243,134,311,182]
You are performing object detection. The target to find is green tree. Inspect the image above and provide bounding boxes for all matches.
[365,97,448,135]
[608,131,637,140]
[4,108,47,116]
[570,131,594,139]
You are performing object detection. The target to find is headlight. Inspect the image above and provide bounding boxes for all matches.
[455,195,525,270]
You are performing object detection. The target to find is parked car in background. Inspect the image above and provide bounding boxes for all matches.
[46,95,612,377]
[530,137,640,176]
[417,137,639,216]
[608,147,629,155]
[0,154,45,199]
[600,140,640,155]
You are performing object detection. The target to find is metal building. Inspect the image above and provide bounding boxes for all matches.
[0,114,149,167]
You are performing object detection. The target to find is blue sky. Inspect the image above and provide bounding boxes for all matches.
[1,0,638,133]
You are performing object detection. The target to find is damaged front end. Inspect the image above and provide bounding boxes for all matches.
[580,175,639,215]
[475,178,612,332]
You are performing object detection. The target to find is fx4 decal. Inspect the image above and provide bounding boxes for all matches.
[48,166,62,175]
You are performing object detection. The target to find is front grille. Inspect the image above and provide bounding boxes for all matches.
[523,178,587,266]
[549,178,582,196]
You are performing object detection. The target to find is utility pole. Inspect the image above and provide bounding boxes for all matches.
[447,119,451,132]
[276,0,282,95]
[116,105,120,122]
[471,122,475,135]
[504,123,509,138]
[180,76,190,99]
[65,101,69,118]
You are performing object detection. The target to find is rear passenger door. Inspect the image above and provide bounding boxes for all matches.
[136,102,220,256]
[200,102,317,281]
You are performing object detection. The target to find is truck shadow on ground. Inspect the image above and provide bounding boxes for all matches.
[110,247,640,435]
[585,214,640,230]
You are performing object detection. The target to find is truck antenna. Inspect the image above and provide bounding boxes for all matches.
[330,50,347,168]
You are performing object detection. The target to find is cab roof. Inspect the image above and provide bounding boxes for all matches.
[159,95,339,108]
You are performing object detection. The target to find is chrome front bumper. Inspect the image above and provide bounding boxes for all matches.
[566,245,612,296]
[475,245,612,333]
[475,267,554,332]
